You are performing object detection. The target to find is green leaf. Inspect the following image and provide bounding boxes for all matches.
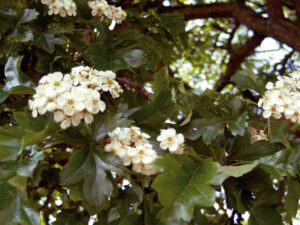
[248,208,282,225]
[221,162,258,178]
[153,66,169,94]
[11,26,34,42]
[230,129,284,161]
[0,182,40,225]
[0,126,24,161]
[86,43,129,71]
[0,161,19,181]
[83,152,113,208]
[4,56,33,92]
[60,146,113,210]
[9,85,35,94]
[231,70,264,94]
[226,111,248,136]
[122,49,145,68]
[53,209,89,225]
[22,123,58,147]
[60,147,89,186]
[132,89,174,127]
[285,176,300,221]
[17,150,43,178]
[14,111,46,133]
[159,13,185,37]
[184,118,222,144]
[18,9,39,24]
[152,155,226,221]
[0,89,9,103]
[93,111,134,142]
[8,175,27,193]
[271,121,292,143]
[34,32,64,54]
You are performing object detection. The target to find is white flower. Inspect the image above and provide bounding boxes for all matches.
[258,71,300,123]
[29,66,122,129]
[157,128,179,151]
[87,0,126,28]
[104,126,160,175]
[132,163,161,176]
[42,0,77,17]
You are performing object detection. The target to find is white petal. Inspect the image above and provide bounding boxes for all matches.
[54,111,65,122]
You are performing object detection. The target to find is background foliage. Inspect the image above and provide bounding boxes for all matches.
[0,0,300,224]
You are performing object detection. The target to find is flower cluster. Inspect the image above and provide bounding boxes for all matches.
[88,0,127,30]
[258,71,300,123]
[157,128,185,154]
[28,66,123,129]
[41,0,77,17]
[105,127,161,176]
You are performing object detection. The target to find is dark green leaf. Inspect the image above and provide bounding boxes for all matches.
[14,111,46,132]
[0,89,8,103]
[18,9,39,24]
[159,13,185,37]
[153,66,169,94]
[0,182,40,225]
[152,155,226,221]
[231,70,264,94]
[0,126,24,161]
[60,147,89,186]
[271,121,292,143]
[132,89,174,126]
[4,56,33,92]
[83,153,113,208]
[17,150,43,178]
[230,129,284,161]
[93,111,133,141]
[53,209,89,225]
[285,176,300,221]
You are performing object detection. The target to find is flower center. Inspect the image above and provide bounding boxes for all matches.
[68,99,74,105]
[138,150,144,155]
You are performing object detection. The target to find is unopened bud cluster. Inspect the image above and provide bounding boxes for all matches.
[105,127,185,176]
[41,0,77,17]
[250,129,268,143]
[28,66,122,129]
[88,0,127,29]
[258,71,300,123]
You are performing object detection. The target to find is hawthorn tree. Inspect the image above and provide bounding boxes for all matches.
[0,0,299,225]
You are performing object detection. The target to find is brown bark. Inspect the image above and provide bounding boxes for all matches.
[116,77,152,101]
[159,2,300,52]
[265,0,284,18]
[215,34,265,91]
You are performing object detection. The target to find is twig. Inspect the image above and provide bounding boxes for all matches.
[116,77,152,102]
[27,47,42,79]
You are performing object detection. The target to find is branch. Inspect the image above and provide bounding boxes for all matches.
[116,77,152,102]
[226,21,240,53]
[27,47,42,79]
[159,2,300,52]
[214,34,264,91]
[265,0,284,19]
[279,50,295,75]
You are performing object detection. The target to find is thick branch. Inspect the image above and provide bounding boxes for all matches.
[116,77,152,101]
[215,34,264,91]
[265,0,284,18]
[160,2,300,52]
